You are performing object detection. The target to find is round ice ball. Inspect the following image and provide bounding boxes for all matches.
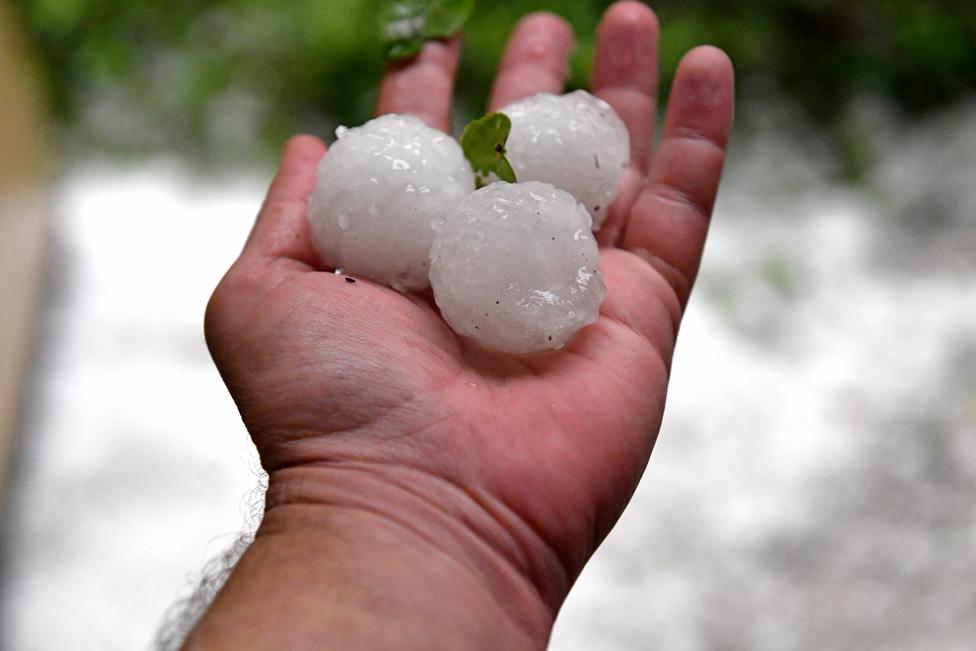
[499,90,629,230]
[430,181,606,354]
[307,114,475,291]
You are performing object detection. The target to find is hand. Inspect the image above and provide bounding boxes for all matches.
[194,2,733,649]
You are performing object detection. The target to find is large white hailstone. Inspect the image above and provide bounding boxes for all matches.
[499,90,629,230]
[430,181,606,354]
[307,114,474,291]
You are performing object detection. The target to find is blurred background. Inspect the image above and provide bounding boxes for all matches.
[0,0,974,649]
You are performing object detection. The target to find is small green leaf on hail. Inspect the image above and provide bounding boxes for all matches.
[380,0,475,61]
[460,112,517,189]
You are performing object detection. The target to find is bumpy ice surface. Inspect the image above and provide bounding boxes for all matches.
[430,181,606,354]
[500,90,629,230]
[307,114,474,291]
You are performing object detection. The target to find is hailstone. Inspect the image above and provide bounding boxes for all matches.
[429,181,606,354]
[307,114,474,291]
[499,90,629,230]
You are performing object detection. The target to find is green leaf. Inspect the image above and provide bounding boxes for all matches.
[380,1,426,60]
[425,0,475,37]
[460,112,517,189]
[380,0,474,61]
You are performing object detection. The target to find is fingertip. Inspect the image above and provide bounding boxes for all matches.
[515,11,575,48]
[489,12,576,110]
[668,46,735,142]
[600,1,659,34]
[281,134,328,167]
[674,46,735,105]
[501,11,575,71]
[679,45,734,80]
[264,134,327,211]
[377,36,461,132]
[592,1,658,90]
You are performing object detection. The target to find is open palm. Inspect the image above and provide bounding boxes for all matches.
[204,0,733,622]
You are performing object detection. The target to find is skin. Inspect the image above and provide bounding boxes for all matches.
[187,2,734,649]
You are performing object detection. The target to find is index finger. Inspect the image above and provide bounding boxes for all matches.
[488,13,574,111]
[375,37,461,133]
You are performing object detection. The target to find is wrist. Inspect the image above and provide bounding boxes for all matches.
[186,461,564,650]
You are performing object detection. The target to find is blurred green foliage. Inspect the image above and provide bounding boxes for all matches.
[381,0,474,60]
[12,0,976,163]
